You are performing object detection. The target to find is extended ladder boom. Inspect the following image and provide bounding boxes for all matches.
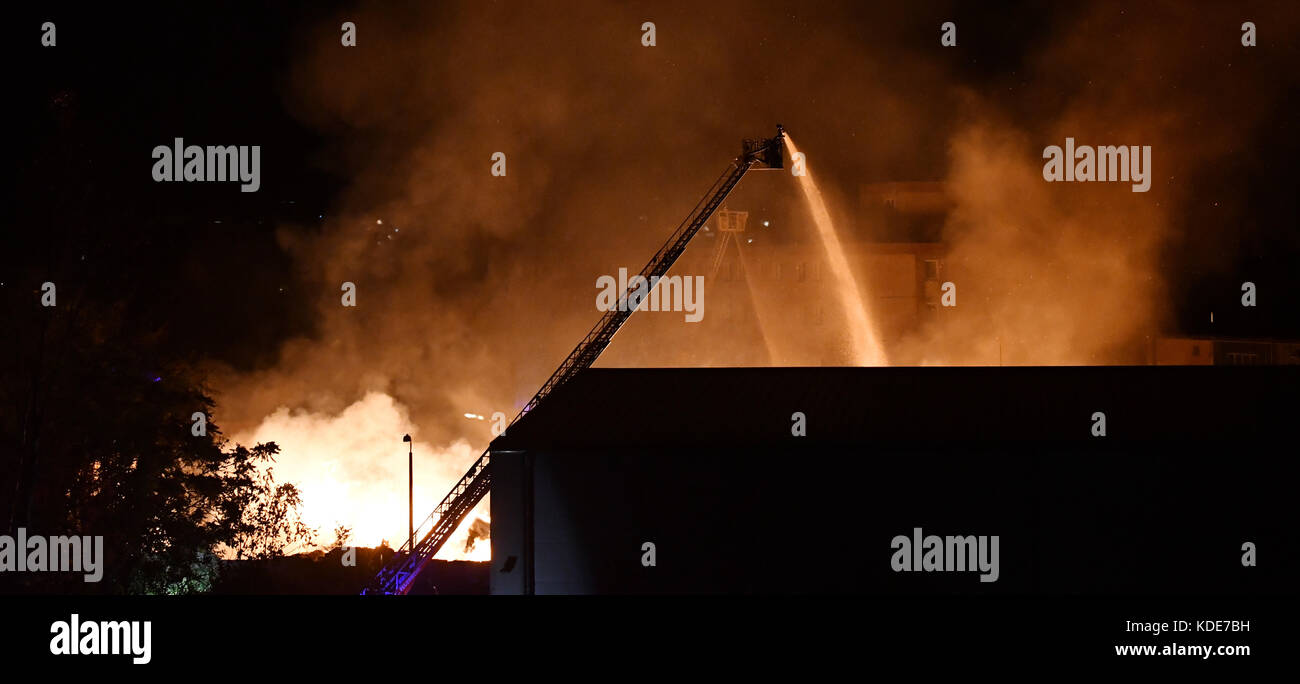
[516,163,747,418]
[362,127,785,594]
[517,126,785,419]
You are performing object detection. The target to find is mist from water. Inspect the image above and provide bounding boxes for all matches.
[784,134,887,366]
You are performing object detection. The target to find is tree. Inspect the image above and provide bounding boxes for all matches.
[331,523,353,549]
[218,442,316,561]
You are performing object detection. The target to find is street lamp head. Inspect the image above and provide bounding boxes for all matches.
[402,434,412,442]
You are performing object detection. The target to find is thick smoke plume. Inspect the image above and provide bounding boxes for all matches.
[897,4,1298,365]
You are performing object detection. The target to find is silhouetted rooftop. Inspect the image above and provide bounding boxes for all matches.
[493,366,1295,450]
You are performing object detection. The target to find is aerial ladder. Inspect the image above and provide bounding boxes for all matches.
[362,126,786,594]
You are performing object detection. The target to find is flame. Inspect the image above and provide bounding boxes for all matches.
[233,391,491,560]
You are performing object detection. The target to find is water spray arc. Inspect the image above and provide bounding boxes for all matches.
[784,134,886,366]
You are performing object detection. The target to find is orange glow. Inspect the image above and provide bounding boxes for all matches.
[233,391,491,560]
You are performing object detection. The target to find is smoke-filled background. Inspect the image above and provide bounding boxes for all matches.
[15,1,1297,554]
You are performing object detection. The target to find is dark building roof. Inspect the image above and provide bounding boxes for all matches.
[492,366,1296,450]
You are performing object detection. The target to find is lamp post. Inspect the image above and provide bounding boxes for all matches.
[403,434,413,555]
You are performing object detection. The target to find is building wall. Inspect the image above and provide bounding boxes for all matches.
[1216,339,1276,365]
[491,449,598,595]
[489,452,527,595]
[490,367,1299,595]
[490,443,1293,595]
[1154,337,1214,365]
[1154,337,1300,366]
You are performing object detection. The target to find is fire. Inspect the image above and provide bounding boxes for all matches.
[233,391,491,560]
